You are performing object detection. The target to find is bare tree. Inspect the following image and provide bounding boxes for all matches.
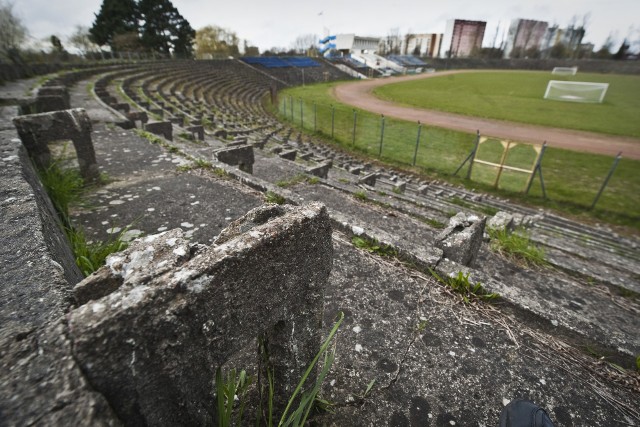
[68,25,100,57]
[291,33,318,55]
[0,0,27,60]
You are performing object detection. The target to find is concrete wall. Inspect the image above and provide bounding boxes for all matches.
[427,57,640,74]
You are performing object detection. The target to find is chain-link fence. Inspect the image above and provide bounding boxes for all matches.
[278,95,638,218]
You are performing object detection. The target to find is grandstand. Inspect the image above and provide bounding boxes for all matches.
[240,56,351,85]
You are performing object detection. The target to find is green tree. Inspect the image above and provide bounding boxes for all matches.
[194,25,240,58]
[89,0,138,49]
[137,0,194,57]
[50,35,64,52]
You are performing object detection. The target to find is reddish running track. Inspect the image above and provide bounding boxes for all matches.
[333,70,640,160]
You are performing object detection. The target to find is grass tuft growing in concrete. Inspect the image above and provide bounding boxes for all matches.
[488,227,547,267]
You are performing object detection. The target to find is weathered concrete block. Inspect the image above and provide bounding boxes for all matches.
[12,108,99,182]
[68,203,332,425]
[279,149,297,161]
[349,166,363,175]
[111,102,130,113]
[307,161,332,179]
[36,86,70,112]
[185,125,204,141]
[214,129,228,139]
[358,172,378,186]
[126,111,149,126]
[149,108,164,118]
[215,144,254,174]
[418,184,429,195]
[393,181,407,194]
[144,121,173,141]
[435,212,486,267]
[487,211,515,232]
[169,116,184,126]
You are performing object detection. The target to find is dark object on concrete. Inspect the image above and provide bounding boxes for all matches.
[435,212,486,266]
[214,129,228,139]
[144,121,173,141]
[307,161,332,179]
[499,399,555,427]
[12,108,99,182]
[215,144,254,174]
[185,125,204,141]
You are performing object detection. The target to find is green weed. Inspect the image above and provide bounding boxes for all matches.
[431,269,499,304]
[265,191,286,205]
[68,226,129,276]
[215,368,253,427]
[37,160,84,219]
[449,196,498,216]
[488,227,547,267]
[352,236,397,257]
[354,190,367,201]
[276,174,319,188]
[217,313,343,427]
[178,132,195,142]
[37,159,129,276]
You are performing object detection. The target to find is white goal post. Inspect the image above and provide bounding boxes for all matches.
[552,66,578,75]
[543,80,609,103]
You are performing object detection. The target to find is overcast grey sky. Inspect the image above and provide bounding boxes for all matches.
[12,0,640,52]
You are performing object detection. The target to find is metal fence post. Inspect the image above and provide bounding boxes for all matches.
[413,121,422,166]
[290,95,293,120]
[352,109,357,146]
[314,102,317,132]
[378,114,385,158]
[331,104,335,138]
[300,98,303,128]
[525,142,547,198]
[282,98,286,116]
[466,131,480,179]
[590,152,622,210]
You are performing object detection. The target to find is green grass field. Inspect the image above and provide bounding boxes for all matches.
[373,71,640,138]
[278,80,640,231]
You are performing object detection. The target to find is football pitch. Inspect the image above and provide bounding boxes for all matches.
[372,71,640,138]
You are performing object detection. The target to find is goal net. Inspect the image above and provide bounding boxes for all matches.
[543,80,609,103]
[551,66,578,75]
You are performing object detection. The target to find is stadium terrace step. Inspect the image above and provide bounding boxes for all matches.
[2,61,638,426]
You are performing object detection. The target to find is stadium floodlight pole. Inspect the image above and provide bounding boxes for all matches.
[378,114,385,158]
[590,152,622,210]
[413,121,422,166]
[352,109,357,146]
